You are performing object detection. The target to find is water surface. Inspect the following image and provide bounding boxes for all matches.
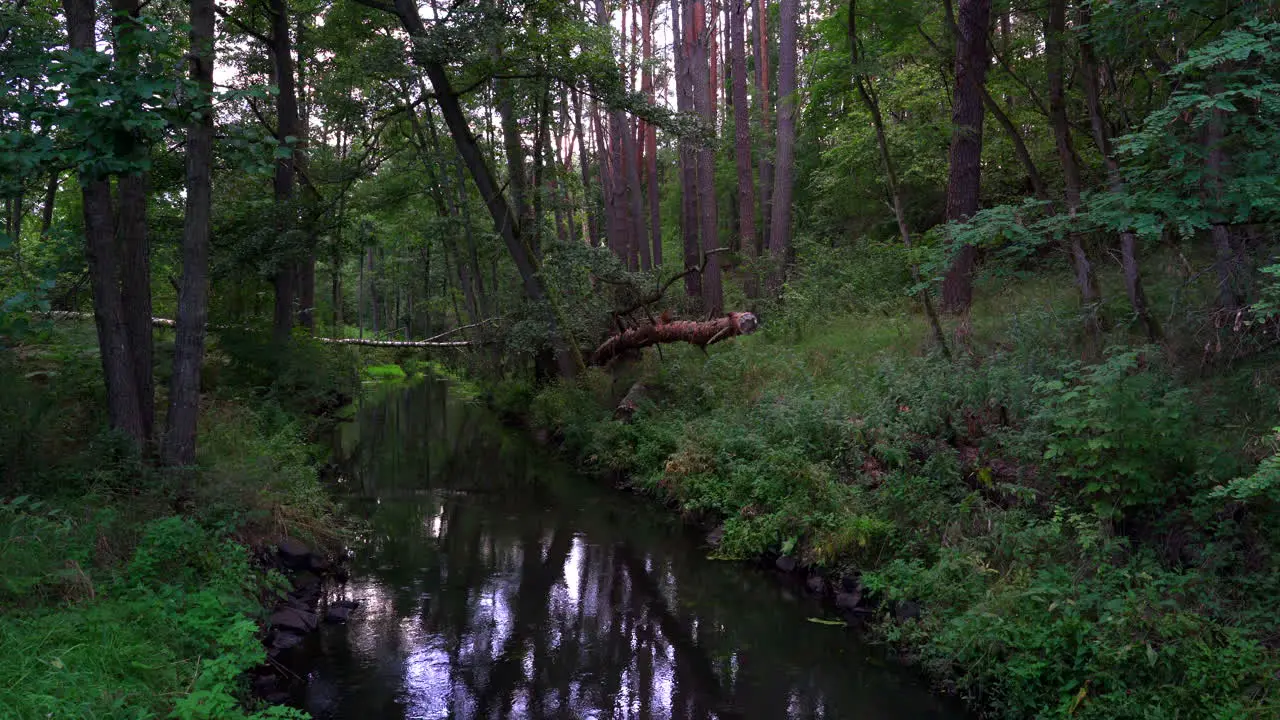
[296,378,962,720]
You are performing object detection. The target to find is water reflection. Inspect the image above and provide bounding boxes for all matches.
[299,379,961,720]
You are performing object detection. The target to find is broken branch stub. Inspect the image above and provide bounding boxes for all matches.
[591,312,760,366]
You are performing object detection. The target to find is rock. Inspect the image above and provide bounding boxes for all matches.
[277,538,313,571]
[269,629,306,651]
[705,525,725,549]
[805,575,826,594]
[840,575,861,593]
[308,553,331,574]
[775,555,797,573]
[264,690,291,705]
[325,605,354,623]
[835,590,863,611]
[894,600,922,622]
[270,607,319,634]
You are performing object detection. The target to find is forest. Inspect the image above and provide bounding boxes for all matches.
[2,0,1280,717]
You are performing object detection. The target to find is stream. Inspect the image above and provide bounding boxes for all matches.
[293,377,963,719]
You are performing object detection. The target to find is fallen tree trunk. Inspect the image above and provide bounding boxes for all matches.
[592,312,759,366]
[43,311,473,348]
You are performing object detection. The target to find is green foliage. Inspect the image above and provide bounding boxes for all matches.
[1036,351,1196,518]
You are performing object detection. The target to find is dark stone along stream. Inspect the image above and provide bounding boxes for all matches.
[291,377,964,719]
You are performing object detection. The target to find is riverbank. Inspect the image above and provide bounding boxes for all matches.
[0,325,357,719]
[506,278,1280,718]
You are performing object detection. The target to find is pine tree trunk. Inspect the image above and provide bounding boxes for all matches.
[731,0,758,297]
[766,0,797,295]
[753,0,773,256]
[692,0,723,313]
[573,88,601,247]
[642,0,662,266]
[162,0,215,467]
[675,0,702,299]
[939,0,991,316]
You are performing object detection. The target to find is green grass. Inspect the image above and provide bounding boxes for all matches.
[0,326,341,720]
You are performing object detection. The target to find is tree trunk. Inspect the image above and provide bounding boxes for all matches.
[1077,5,1161,341]
[1045,0,1102,353]
[692,0,723,313]
[849,0,949,359]
[111,0,155,441]
[675,0,702,299]
[270,0,301,343]
[939,0,991,316]
[642,0,661,266]
[573,88,600,247]
[39,172,57,236]
[730,0,758,297]
[163,0,215,467]
[1204,80,1244,314]
[63,0,147,445]
[766,0,797,295]
[753,0,773,256]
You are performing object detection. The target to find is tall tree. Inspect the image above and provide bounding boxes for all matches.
[110,0,155,440]
[641,0,661,266]
[269,0,303,343]
[692,0,724,313]
[766,0,797,294]
[730,0,758,297]
[1077,5,1161,340]
[163,0,215,467]
[753,0,773,255]
[1045,0,1103,351]
[675,0,702,299]
[61,0,149,446]
[939,0,991,316]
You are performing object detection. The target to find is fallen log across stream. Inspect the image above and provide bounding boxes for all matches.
[43,311,474,348]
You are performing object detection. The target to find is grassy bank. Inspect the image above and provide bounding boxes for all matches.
[513,264,1280,719]
[0,324,358,720]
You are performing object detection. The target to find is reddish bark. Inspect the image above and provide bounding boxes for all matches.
[642,0,661,266]
[766,0,798,294]
[753,0,773,254]
[592,312,759,365]
[730,0,758,296]
[692,0,724,313]
[674,0,702,298]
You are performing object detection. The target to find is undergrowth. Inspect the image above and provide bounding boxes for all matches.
[0,326,347,719]
[520,260,1280,718]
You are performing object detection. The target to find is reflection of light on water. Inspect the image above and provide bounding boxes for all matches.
[423,504,445,538]
[563,535,585,608]
[400,642,452,719]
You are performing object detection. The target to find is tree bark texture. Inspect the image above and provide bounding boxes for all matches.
[62,0,148,446]
[692,0,724,313]
[592,312,759,366]
[270,0,301,343]
[675,0,702,299]
[939,0,991,315]
[730,0,758,297]
[163,0,215,466]
[753,0,773,256]
[766,0,798,295]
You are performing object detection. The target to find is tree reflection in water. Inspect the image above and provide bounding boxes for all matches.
[297,379,961,720]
